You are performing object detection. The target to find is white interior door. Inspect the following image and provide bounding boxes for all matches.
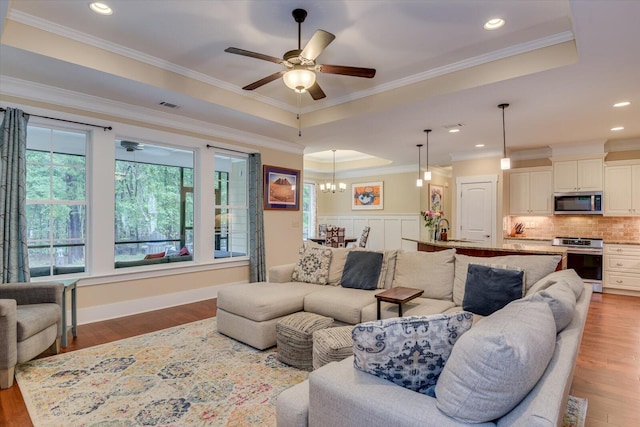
[456,176,497,246]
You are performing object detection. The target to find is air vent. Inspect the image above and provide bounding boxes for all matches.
[159,101,179,109]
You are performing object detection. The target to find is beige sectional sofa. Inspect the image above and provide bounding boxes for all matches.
[216,245,563,350]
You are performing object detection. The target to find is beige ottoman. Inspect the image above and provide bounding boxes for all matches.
[312,325,354,370]
[276,312,334,371]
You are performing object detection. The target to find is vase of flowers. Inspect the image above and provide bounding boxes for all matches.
[420,210,443,242]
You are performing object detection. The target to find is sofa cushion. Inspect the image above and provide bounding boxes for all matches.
[453,253,561,305]
[528,282,577,333]
[217,282,321,322]
[392,249,455,300]
[435,299,556,423]
[360,297,456,322]
[526,268,585,299]
[304,287,383,324]
[462,263,525,316]
[341,251,384,290]
[353,312,473,397]
[292,246,333,285]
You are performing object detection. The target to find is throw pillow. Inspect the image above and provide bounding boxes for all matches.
[462,263,525,316]
[144,252,165,260]
[435,299,556,423]
[341,251,384,290]
[452,253,561,306]
[528,282,577,332]
[352,248,399,289]
[352,312,473,397]
[392,249,455,300]
[292,246,333,285]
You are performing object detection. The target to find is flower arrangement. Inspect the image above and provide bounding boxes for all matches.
[421,209,443,228]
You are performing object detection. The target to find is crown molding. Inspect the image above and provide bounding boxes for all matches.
[0,76,304,155]
[9,10,573,118]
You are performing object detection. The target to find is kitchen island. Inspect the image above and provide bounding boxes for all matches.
[403,238,567,271]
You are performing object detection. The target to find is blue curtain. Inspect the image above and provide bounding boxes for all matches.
[248,153,266,282]
[0,107,31,283]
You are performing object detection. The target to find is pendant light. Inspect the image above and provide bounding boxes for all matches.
[498,103,511,170]
[423,129,432,181]
[320,150,346,193]
[416,144,423,187]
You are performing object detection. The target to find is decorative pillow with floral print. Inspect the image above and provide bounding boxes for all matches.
[353,312,473,397]
[291,246,333,285]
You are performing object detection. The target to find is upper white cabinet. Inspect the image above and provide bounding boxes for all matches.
[604,163,640,216]
[553,158,603,192]
[509,169,552,215]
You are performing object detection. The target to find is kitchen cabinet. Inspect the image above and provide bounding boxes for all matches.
[604,244,640,292]
[509,169,552,215]
[553,158,603,192]
[604,164,640,216]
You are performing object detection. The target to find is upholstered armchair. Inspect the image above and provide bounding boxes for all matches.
[0,282,63,389]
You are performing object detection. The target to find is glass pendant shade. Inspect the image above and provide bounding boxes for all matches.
[498,104,511,171]
[416,178,423,187]
[283,69,316,92]
[501,157,511,170]
[424,170,432,181]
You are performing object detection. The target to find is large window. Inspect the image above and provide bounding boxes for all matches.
[114,141,194,267]
[302,182,316,239]
[26,126,87,277]
[214,154,248,258]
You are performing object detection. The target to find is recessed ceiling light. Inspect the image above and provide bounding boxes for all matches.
[613,101,631,108]
[484,18,505,30]
[449,129,460,133]
[89,2,113,15]
[475,144,485,148]
[611,126,625,131]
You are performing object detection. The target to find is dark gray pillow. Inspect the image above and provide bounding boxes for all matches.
[340,251,383,290]
[463,264,524,316]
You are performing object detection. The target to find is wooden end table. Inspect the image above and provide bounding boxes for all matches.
[375,287,424,320]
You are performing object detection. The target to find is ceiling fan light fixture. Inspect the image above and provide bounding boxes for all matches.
[283,69,316,92]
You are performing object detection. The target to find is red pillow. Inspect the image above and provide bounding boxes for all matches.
[144,252,165,260]
[179,247,190,256]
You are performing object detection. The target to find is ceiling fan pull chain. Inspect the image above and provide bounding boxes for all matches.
[297,92,302,137]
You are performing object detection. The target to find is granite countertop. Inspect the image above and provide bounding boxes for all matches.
[503,236,554,241]
[604,240,640,245]
[403,238,567,255]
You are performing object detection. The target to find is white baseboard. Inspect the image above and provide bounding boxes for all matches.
[74,281,246,325]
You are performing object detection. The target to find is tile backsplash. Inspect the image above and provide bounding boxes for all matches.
[507,216,640,242]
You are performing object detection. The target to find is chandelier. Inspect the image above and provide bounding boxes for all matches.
[320,150,346,193]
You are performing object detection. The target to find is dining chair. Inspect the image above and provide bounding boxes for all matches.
[359,226,371,248]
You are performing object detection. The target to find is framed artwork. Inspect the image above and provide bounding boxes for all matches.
[429,184,444,212]
[352,181,383,210]
[263,165,300,210]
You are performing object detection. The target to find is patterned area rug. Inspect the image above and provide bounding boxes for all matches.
[15,318,308,426]
[563,395,588,427]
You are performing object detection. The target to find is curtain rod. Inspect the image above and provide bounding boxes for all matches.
[205,144,254,155]
[0,107,112,131]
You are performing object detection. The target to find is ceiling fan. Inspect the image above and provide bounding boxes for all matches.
[224,8,376,100]
[120,140,144,152]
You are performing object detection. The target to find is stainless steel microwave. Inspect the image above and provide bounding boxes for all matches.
[553,191,603,215]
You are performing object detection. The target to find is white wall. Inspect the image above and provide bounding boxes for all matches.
[318,214,419,251]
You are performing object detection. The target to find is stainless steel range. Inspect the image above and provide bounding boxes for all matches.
[552,237,603,292]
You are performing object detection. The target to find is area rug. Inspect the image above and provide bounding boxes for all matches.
[563,395,588,427]
[15,318,308,426]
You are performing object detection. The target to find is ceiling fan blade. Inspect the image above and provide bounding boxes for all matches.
[224,47,283,64]
[242,71,286,90]
[300,30,336,61]
[307,82,326,100]
[319,64,376,78]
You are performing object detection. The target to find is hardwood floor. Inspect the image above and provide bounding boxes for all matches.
[1,295,638,426]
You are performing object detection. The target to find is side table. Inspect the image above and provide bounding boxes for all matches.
[59,279,78,347]
[375,286,424,320]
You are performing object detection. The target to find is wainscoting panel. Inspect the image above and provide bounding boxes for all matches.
[318,215,420,251]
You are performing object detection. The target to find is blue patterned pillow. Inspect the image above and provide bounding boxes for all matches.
[352,312,473,397]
